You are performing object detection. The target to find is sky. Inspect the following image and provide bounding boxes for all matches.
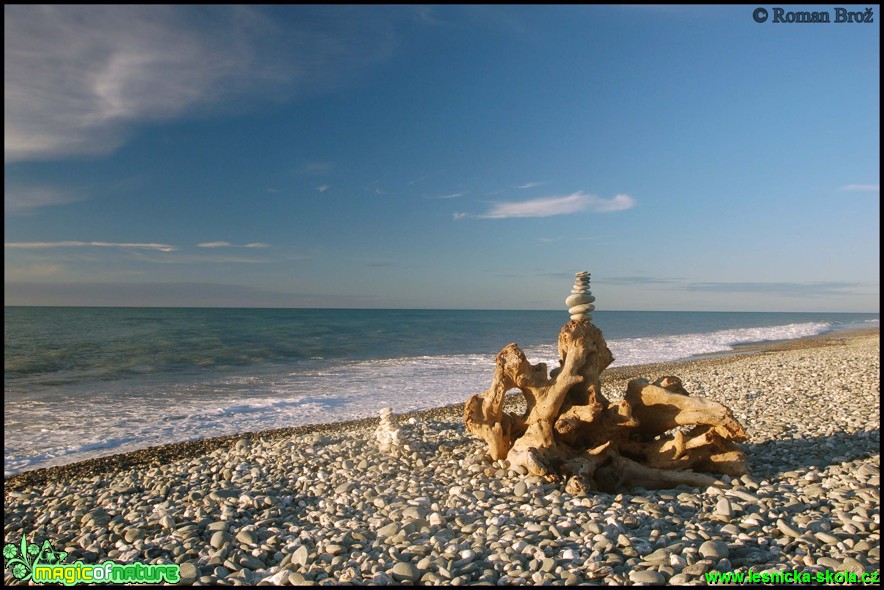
[4,5,880,312]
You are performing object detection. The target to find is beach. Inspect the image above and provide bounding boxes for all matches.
[3,329,879,585]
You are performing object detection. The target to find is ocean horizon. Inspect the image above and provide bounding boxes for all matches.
[5,307,879,476]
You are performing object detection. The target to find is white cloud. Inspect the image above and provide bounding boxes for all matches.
[425,192,465,200]
[455,192,635,219]
[317,184,330,193]
[4,264,63,280]
[839,184,879,192]
[514,181,550,189]
[4,6,399,164]
[198,241,271,249]
[133,253,270,265]
[5,6,258,162]
[5,185,85,214]
[5,241,178,252]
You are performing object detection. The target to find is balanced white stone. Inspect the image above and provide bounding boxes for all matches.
[566,271,595,320]
[375,407,401,453]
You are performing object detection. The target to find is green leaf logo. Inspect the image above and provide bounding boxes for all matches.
[3,536,64,581]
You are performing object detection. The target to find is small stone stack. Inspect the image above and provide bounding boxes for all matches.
[565,271,595,321]
[375,407,401,454]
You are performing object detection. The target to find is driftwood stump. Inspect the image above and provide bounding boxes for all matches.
[464,319,748,492]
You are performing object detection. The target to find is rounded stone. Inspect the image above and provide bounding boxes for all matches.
[239,554,264,570]
[292,545,309,567]
[643,548,669,565]
[207,522,228,532]
[715,497,734,518]
[235,530,257,546]
[391,562,421,582]
[123,528,144,543]
[210,531,231,550]
[699,540,729,560]
[178,563,198,584]
[377,522,400,537]
[629,570,666,585]
[288,572,307,585]
[565,293,595,307]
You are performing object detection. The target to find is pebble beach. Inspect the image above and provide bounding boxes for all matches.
[3,330,879,586]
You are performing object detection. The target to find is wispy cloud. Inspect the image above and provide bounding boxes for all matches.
[317,184,330,193]
[425,192,465,200]
[5,6,399,163]
[597,276,686,286]
[455,192,635,220]
[133,253,270,265]
[197,242,271,249]
[514,181,550,189]
[5,185,86,214]
[4,264,63,280]
[299,161,334,176]
[839,184,879,192]
[595,275,873,297]
[5,241,178,252]
[4,281,371,307]
[682,281,870,297]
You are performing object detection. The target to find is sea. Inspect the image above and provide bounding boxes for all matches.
[4,307,879,476]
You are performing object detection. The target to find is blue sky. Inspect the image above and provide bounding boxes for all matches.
[4,5,880,311]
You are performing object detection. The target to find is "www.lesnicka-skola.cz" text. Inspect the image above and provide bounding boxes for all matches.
[705,569,879,585]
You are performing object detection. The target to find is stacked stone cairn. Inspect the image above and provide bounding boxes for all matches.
[375,407,401,454]
[565,271,595,320]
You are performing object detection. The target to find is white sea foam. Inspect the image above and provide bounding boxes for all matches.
[606,321,836,367]
[1,320,846,475]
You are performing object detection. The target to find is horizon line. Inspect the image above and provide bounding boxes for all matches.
[4,305,880,314]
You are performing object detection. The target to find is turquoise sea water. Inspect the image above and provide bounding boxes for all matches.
[4,307,878,475]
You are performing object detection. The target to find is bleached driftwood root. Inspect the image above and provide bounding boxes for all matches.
[464,319,748,492]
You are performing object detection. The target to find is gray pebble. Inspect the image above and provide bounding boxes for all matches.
[630,570,667,585]
[391,562,421,582]
[377,522,400,537]
[210,531,231,550]
[292,545,309,567]
[699,540,729,560]
[235,530,256,546]
[715,497,734,518]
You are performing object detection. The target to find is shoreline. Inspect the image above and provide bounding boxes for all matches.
[4,329,879,585]
[4,327,877,492]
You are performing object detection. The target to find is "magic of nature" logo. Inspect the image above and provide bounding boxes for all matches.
[3,535,180,586]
